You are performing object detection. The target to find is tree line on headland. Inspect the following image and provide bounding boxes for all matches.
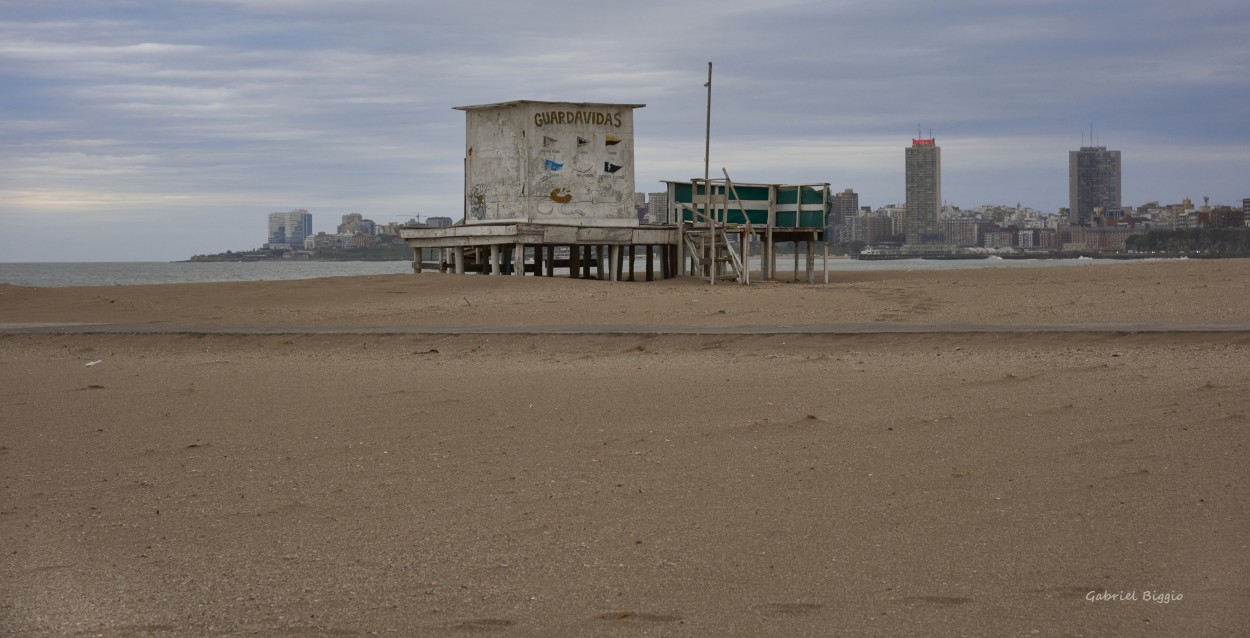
[1125,228,1250,256]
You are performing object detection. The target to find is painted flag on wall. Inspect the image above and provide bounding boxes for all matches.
[605,136,621,146]
[544,159,564,172]
[604,162,622,173]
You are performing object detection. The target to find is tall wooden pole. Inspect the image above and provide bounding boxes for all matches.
[704,62,714,285]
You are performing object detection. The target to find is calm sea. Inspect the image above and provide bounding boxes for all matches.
[0,257,1144,288]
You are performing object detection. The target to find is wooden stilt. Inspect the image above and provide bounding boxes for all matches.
[793,241,799,282]
[806,235,815,284]
[823,239,829,284]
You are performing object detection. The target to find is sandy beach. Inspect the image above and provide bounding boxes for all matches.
[2,259,1249,636]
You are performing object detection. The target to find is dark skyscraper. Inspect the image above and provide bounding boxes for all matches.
[905,138,940,245]
[1068,146,1121,226]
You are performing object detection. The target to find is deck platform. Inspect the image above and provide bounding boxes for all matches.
[399,223,681,281]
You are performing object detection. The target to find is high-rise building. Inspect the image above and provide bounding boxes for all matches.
[830,189,859,243]
[338,213,376,236]
[267,209,313,248]
[905,138,941,245]
[1068,146,1121,226]
[646,192,669,224]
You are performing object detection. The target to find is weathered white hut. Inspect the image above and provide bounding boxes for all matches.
[401,101,679,280]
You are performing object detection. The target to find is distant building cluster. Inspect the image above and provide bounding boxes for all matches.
[264,210,452,255]
[821,136,1249,254]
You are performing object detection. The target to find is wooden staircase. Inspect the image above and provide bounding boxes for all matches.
[682,171,754,284]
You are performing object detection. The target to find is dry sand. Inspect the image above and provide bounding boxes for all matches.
[2,259,1249,636]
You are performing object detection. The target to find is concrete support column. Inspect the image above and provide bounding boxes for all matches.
[609,245,621,281]
[412,247,422,273]
[490,244,502,275]
[546,246,555,277]
[453,247,465,274]
[513,243,525,277]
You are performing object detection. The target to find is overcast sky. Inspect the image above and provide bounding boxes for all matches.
[2,0,1248,261]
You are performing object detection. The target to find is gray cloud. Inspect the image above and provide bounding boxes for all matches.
[1,0,1247,260]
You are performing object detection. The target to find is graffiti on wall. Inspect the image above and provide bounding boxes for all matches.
[464,105,635,224]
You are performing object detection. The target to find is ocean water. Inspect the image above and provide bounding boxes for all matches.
[0,261,416,287]
[0,256,1138,288]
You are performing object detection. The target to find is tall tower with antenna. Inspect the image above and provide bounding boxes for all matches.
[1068,127,1121,226]
[905,133,941,245]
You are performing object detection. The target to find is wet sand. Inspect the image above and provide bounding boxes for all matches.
[2,259,1249,636]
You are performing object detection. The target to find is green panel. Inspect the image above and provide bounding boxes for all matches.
[799,211,826,227]
[674,183,694,202]
[775,187,827,206]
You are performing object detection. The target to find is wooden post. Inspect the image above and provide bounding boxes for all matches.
[823,238,829,284]
[793,240,799,282]
[676,215,685,280]
[766,185,776,280]
[806,234,815,284]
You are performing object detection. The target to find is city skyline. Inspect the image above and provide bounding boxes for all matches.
[2,1,1248,261]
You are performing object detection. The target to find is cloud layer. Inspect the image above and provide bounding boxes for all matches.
[2,0,1248,260]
